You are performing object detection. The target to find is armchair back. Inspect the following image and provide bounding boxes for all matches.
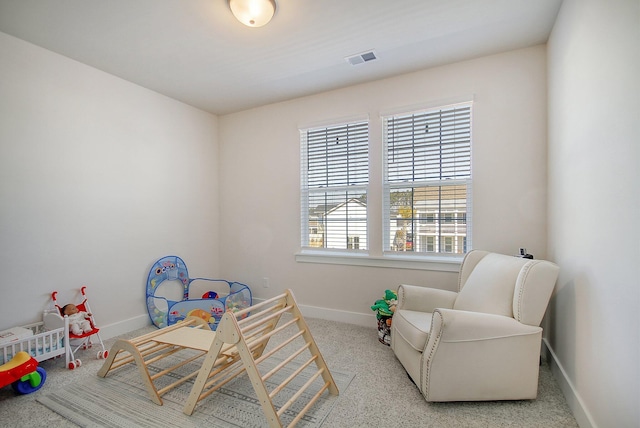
[453,250,559,326]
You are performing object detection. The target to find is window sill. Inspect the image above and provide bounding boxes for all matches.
[295,251,462,272]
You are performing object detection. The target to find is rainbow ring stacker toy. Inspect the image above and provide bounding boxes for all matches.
[0,351,46,394]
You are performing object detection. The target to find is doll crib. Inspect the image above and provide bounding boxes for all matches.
[0,321,65,367]
[146,255,252,330]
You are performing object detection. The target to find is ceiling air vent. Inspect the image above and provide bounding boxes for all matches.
[345,50,377,66]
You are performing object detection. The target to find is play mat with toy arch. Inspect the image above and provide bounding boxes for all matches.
[146,255,251,330]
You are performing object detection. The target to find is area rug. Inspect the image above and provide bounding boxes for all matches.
[37,351,354,428]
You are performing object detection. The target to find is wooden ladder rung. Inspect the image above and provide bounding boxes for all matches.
[289,381,331,427]
[260,341,311,382]
[244,317,300,351]
[149,350,205,381]
[268,354,317,400]
[254,331,306,367]
[234,292,288,319]
[157,368,201,396]
[143,346,184,367]
[240,305,292,333]
[199,362,246,401]
[276,367,325,417]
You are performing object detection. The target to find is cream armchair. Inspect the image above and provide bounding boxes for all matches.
[391,250,559,402]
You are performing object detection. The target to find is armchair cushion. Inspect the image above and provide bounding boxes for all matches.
[392,309,433,351]
[394,284,458,351]
[429,308,542,343]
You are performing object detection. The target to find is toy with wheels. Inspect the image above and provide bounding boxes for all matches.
[46,287,108,370]
[146,255,252,330]
[0,351,46,394]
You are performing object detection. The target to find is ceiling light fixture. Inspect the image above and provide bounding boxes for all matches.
[228,0,276,28]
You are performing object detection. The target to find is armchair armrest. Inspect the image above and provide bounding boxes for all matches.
[396,284,457,313]
[429,308,541,344]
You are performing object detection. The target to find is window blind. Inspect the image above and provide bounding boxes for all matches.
[301,120,369,250]
[383,103,472,255]
[306,122,369,188]
[386,105,471,183]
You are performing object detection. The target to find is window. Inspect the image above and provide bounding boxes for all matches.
[383,103,472,256]
[300,120,369,251]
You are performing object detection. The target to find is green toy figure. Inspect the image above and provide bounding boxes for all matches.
[371,289,398,345]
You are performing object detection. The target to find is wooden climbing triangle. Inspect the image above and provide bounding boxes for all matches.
[98,289,339,427]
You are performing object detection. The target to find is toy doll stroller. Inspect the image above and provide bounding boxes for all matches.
[48,286,108,369]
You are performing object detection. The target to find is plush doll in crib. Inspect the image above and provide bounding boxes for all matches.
[61,304,93,335]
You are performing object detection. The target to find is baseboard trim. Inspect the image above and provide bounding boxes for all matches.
[99,314,152,340]
[298,304,375,328]
[252,298,375,328]
[542,338,596,428]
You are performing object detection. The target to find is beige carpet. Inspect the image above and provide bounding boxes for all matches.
[0,316,578,427]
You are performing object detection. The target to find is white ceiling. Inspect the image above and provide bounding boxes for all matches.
[0,0,563,115]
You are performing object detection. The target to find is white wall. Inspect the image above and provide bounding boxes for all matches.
[0,32,220,335]
[218,46,550,322]
[547,0,640,427]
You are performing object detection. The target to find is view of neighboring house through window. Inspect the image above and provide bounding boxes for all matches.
[383,102,472,255]
[300,120,369,251]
